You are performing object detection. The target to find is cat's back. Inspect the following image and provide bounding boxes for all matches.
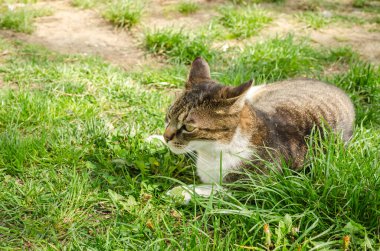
[246,78,355,141]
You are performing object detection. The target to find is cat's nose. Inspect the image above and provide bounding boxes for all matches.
[164,126,176,142]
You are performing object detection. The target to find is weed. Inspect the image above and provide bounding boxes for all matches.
[102,0,144,28]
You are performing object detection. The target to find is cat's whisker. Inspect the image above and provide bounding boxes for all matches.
[187,155,198,164]
[185,151,199,163]
[187,151,212,168]
[187,152,200,164]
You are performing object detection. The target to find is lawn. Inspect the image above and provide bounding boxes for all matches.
[0,0,379,250]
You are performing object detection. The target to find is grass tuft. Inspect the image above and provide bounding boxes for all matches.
[296,11,369,29]
[0,5,52,33]
[330,63,380,126]
[217,5,272,38]
[130,64,188,88]
[353,0,367,8]
[218,127,380,249]
[176,0,199,15]
[102,0,144,28]
[216,35,340,84]
[144,29,216,64]
[296,11,331,29]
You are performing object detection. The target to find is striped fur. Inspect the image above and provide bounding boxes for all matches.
[164,58,355,183]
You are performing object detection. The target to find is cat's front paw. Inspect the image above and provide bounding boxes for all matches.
[166,184,222,204]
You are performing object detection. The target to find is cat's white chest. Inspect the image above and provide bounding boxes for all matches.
[191,127,251,183]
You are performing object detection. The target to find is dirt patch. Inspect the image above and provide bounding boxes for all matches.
[264,2,380,64]
[218,12,380,65]
[0,0,219,69]
[0,0,159,70]
[0,76,19,90]
[0,0,379,69]
[260,14,305,38]
[310,25,380,64]
[260,17,380,64]
[142,0,218,31]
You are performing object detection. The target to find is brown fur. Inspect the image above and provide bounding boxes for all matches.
[164,57,355,181]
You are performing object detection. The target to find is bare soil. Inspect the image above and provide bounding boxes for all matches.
[142,0,218,31]
[310,25,380,63]
[215,12,380,64]
[0,1,157,70]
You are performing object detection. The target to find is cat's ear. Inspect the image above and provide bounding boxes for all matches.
[219,80,253,113]
[186,57,211,89]
[220,80,253,99]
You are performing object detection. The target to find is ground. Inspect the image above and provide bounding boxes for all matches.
[1,0,380,69]
[0,0,379,250]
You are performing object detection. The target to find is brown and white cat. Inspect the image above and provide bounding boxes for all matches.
[164,57,355,184]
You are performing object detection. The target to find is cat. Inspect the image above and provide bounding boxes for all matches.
[164,57,355,184]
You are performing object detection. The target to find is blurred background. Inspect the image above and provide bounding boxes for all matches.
[1,0,379,69]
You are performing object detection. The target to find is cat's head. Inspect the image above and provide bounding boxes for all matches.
[164,57,252,154]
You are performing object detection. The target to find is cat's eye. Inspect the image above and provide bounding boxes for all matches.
[184,124,196,132]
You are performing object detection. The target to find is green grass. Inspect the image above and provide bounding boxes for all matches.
[334,14,367,25]
[217,5,272,39]
[130,64,188,88]
[330,63,380,126]
[144,29,216,64]
[0,5,52,33]
[0,24,380,250]
[222,127,380,250]
[296,11,331,29]
[102,0,144,28]
[215,36,355,84]
[362,4,380,14]
[296,11,373,29]
[176,0,199,15]
[372,16,380,24]
[353,0,367,8]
